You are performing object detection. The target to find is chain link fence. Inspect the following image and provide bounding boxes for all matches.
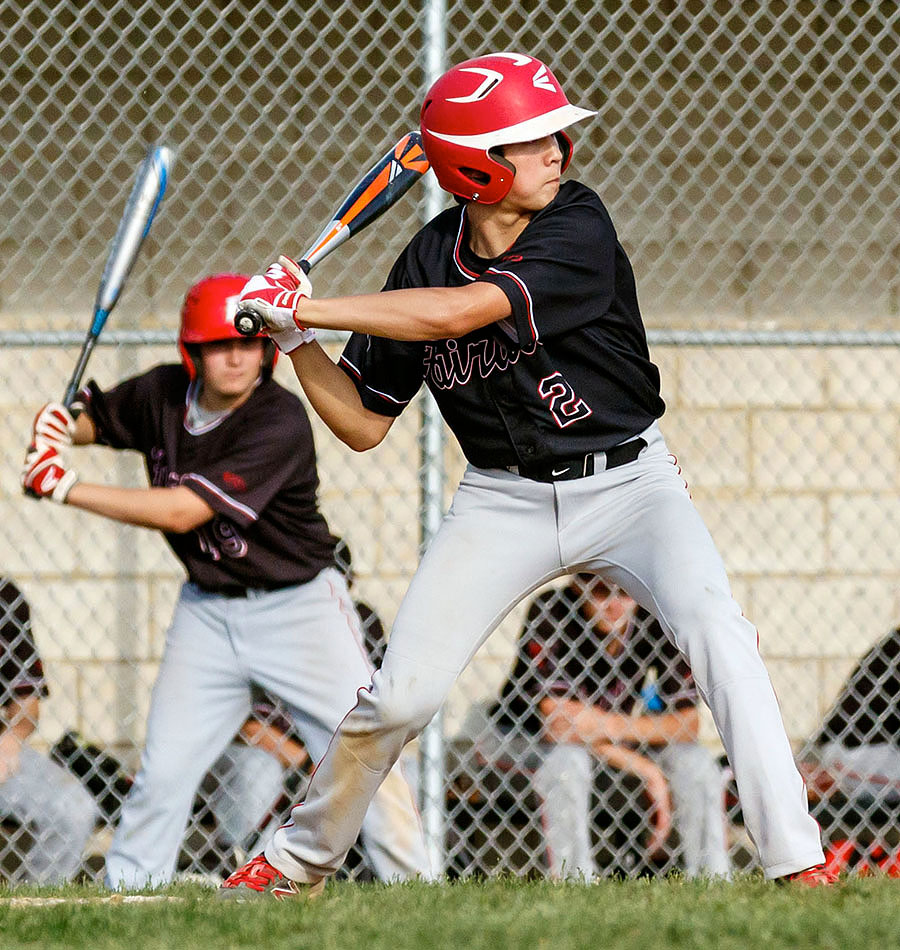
[1,0,899,883]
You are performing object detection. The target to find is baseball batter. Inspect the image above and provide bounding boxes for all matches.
[21,275,431,887]
[223,51,832,896]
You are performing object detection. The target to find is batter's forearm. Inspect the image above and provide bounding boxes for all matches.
[65,483,214,533]
[72,412,97,445]
[288,342,393,451]
[295,282,509,341]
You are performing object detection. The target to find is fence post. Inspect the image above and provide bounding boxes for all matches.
[417,0,448,877]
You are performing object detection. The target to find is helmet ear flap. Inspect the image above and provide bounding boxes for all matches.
[262,339,278,379]
[456,149,516,201]
[178,341,200,381]
[486,147,516,181]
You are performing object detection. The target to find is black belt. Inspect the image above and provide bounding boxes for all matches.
[506,437,647,482]
[194,581,299,598]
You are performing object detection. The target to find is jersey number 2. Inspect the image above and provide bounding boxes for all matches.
[538,372,593,429]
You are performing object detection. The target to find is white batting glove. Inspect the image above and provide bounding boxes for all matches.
[22,443,79,504]
[32,401,76,450]
[238,256,316,354]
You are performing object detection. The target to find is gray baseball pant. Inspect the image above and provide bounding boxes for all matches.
[104,568,431,887]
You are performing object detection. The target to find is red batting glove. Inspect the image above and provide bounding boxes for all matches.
[32,401,76,450]
[22,444,79,503]
[238,257,316,353]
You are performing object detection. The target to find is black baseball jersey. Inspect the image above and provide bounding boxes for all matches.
[340,181,665,469]
[492,584,696,737]
[814,627,900,748]
[84,366,337,591]
[0,577,48,710]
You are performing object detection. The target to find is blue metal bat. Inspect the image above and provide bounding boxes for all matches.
[63,143,173,407]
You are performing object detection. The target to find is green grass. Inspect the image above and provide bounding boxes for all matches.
[0,875,897,950]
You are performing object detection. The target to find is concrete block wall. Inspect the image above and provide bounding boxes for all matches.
[3,339,900,757]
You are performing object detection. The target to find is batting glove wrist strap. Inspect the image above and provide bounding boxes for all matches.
[51,468,79,504]
[270,324,317,353]
[22,444,79,504]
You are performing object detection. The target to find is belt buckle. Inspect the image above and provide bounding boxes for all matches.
[545,457,592,481]
[222,585,250,598]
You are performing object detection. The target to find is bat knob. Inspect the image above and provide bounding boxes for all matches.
[234,309,262,336]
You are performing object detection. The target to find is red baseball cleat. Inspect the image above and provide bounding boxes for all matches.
[218,853,325,901]
[783,864,839,887]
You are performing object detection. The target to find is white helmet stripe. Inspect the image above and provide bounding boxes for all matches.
[447,67,505,104]
[490,52,533,65]
[427,103,596,150]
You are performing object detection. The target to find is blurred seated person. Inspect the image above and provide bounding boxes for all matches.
[0,576,99,883]
[481,574,730,879]
[800,625,900,818]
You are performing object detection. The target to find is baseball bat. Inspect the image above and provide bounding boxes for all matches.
[234,130,429,336]
[62,143,173,408]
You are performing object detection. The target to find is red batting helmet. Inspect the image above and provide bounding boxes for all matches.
[178,274,277,381]
[420,52,595,204]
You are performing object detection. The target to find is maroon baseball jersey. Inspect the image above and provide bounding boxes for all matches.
[84,366,336,591]
[339,181,665,470]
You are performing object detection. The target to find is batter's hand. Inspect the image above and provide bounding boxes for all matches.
[21,443,79,503]
[32,401,76,450]
[238,257,316,353]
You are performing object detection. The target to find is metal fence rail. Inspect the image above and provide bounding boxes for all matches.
[7,330,900,348]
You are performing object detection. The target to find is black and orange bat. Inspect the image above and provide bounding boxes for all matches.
[234,131,429,336]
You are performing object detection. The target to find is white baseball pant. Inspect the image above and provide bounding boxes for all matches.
[267,422,825,881]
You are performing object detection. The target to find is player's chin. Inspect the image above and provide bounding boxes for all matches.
[215,378,258,399]
[530,180,560,209]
